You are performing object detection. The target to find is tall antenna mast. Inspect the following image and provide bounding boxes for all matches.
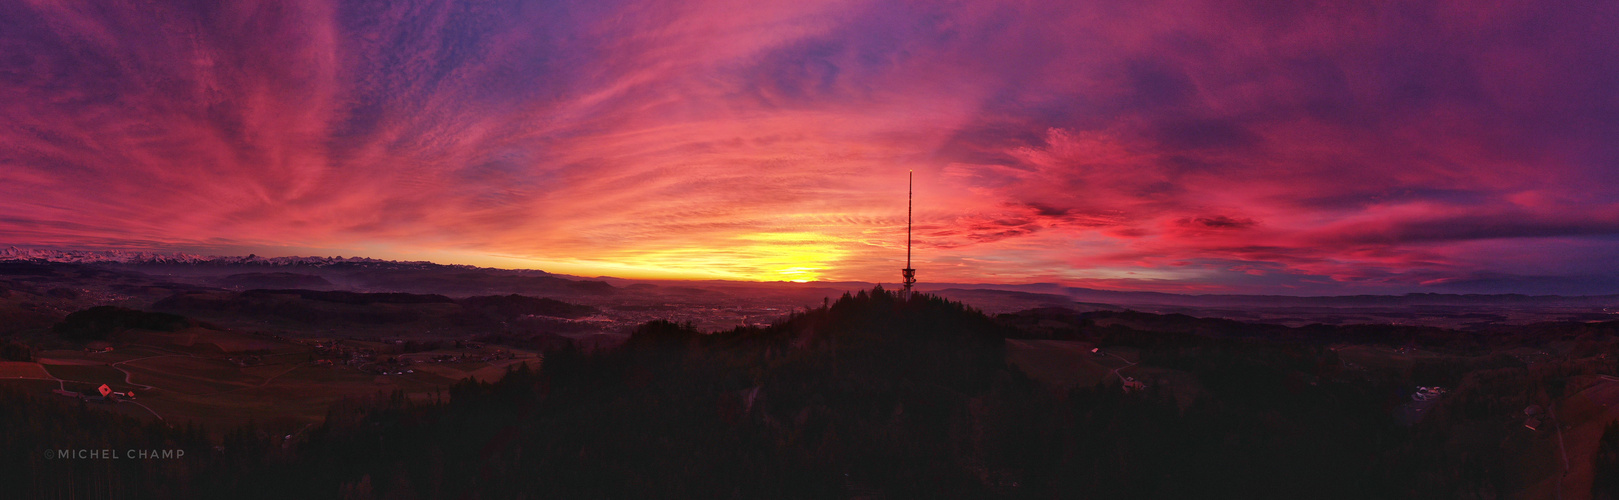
[902,170,916,297]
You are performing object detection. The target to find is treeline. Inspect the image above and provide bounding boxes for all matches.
[0,386,214,498]
[151,289,600,330]
[7,288,1618,498]
[223,289,1448,497]
[51,306,192,340]
[1598,422,1619,499]
[1005,308,1619,352]
[1003,306,1619,497]
[0,339,32,361]
[147,289,1434,496]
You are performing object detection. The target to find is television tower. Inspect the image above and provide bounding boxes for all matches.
[902,170,916,297]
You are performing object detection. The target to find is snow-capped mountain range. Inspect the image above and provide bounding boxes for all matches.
[0,246,452,269]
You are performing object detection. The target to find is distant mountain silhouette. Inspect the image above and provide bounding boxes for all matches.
[214,272,334,289]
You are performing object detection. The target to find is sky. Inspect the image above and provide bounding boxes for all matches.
[2,0,1618,294]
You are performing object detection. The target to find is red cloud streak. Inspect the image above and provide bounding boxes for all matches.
[2,0,1618,294]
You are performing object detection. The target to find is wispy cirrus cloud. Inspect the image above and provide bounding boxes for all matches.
[2,0,1617,293]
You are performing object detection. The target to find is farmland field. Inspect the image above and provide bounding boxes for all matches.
[41,363,132,388]
[122,356,264,384]
[7,324,534,436]
[0,361,49,379]
[0,379,62,393]
[1519,376,1619,499]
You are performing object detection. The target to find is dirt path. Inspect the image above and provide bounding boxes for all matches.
[109,355,175,390]
[35,350,190,420]
[18,366,165,420]
[1103,351,1139,384]
[120,400,164,421]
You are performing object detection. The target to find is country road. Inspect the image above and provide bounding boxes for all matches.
[109,355,170,391]
[12,365,166,421]
[1103,350,1139,384]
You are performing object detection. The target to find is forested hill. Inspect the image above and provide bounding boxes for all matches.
[3,288,1027,498]
[6,288,1619,498]
[213,287,1024,498]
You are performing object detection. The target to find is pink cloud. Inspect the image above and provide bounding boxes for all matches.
[1,0,1617,293]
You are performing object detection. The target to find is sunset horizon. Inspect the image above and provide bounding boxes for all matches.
[6,2,1619,497]
[7,242,1619,298]
[5,1,1618,296]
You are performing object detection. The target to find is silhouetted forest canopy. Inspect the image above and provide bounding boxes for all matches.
[5,288,1619,498]
[51,306,191,340]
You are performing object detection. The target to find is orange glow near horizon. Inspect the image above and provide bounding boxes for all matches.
[438,231,854,282]
[3,1,1619,294]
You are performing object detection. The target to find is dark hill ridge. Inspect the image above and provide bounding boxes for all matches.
[0,261,60,276]
[245,289,458,305]
[1055,287,1619,307]
[931,285,1619,328]
[9,253,1615,331]
[2,252,618,301]
[13,247,1615,307]
[214,272,333,289]
[920,282,1619,309]
[336,269,616,296]
[159,287,1563,499]
[163,287,1024,498]
[458,293,599,319]
[7,287,1619,498]
[1000,307,1619,352]
[52,306,192,340]
[151,289,599,331]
